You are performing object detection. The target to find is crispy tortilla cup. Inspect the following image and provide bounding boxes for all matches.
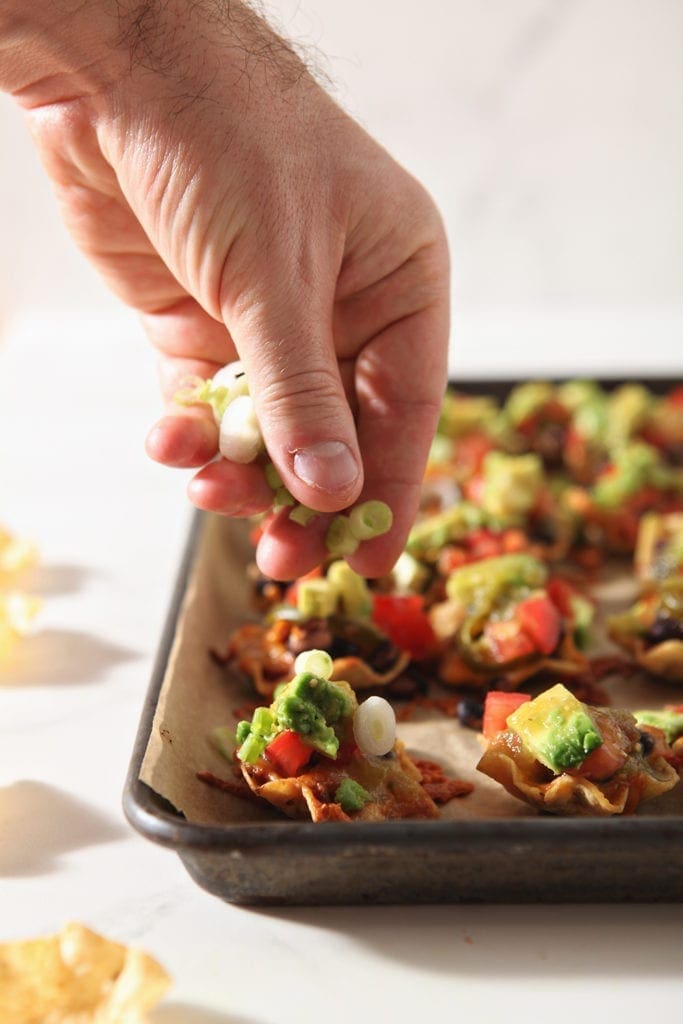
[239,740,439,822]
[478,710,679,816]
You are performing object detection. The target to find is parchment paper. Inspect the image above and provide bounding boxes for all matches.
[140,513,683,825]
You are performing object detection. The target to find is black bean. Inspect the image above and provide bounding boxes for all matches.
[327,636,361,660]
[639,731,656,756]
[646,613,683,645]
[457,697,484,729]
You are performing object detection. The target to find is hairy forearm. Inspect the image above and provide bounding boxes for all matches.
[0,0,305,108]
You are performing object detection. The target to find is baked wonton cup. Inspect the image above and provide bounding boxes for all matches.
[239,740,439,822]
[477,707,679,817]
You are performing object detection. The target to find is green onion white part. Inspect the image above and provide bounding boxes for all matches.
[294,648,334,679]
[174,364,394,556]
[353,696,396,757]
[349,500,393,540]
[218,394,263,463]
[325,515,360,556]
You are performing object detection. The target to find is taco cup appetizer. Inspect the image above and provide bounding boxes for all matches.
[477,683,679,815]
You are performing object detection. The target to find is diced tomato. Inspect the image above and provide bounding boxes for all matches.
[483,619,537,663]
[371,594,437,660]
[264,730,314,776]
[463,474,485,505]
[334,739,359,765]
[501,528,527,553]
[569,740,627,781]
[438,546,469,574]
[453,433,493,476]
[482,691,531,740]
[668,386,683,409]
[516,595,562,655]
[546,577,576,617]
[468,528,504,560]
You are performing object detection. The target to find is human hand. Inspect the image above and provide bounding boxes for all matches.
[3,0,449,580]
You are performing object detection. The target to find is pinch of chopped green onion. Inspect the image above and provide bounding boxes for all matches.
[237,732,267,764]
[348,500,393,541]
[273,487,295,509]
[294,649,334,680]
[173,376,231,421]
[252,706,274,734]
[265,462,283,490]
[325,515,360,556]
[289,504,318,527]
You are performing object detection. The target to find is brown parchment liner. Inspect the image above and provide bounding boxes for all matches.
[140,514,683,825]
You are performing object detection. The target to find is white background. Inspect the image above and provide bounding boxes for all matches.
[0,2,682,1021]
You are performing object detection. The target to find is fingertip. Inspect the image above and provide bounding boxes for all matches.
[146,414,218,467]
[255,510,329,581]
[187,458,273,516]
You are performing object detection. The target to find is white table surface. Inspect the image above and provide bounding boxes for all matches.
[1,309,682,1022]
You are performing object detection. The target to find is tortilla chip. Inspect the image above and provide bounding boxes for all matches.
[0,591,41,660]
[0,527,37,576]
[0,922,171,1024]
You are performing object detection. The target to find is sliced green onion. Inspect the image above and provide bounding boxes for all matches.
[348,500,393,541]
[294,649,334,679]
[289,504,318,527]
[237,732,267,764]
[325,515,360,556]
[252,706,274,734]
[265,462,283,490]
[353,696,396,756]
[219,394,263,463]
[174,376,231,421]
[273,487,295,509]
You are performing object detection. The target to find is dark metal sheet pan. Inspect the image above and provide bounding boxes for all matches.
[123,378,683,905]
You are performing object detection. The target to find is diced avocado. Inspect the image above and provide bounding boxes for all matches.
[572,395,609,442]
[335,777,371,812]
[633,709,683,745]
[428,433,455,465]
[326,560,372,618]
[237,671,357,763]
[297,579,336,619]
[407,502,483,556]
[505,381,554,427]
[273,673,357,758]
[592,442,667,508]
[445,553,547,609]
[438,391,498,438]
[557,379,604,412]
[607,383,652,447]
[480,451,543,522]
[506,683,603,774]
[569,593,594,649]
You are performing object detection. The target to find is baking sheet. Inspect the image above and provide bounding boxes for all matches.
[125,376,683,904]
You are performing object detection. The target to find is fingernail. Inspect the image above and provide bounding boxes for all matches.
[293,440,359,493]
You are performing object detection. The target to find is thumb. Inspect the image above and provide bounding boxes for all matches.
[224,276,364,513]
